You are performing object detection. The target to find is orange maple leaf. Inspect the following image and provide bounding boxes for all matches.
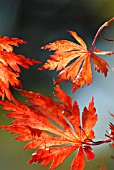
[39,18,114,92]
[0,85,97,170]
[0,36,40,100]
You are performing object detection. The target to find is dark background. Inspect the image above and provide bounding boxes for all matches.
[0,0,114,169]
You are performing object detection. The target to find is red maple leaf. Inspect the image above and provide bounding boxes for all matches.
[0,36,26,52]
[0,36,40,100]
[0,85,97,170]
[39,18,114,92]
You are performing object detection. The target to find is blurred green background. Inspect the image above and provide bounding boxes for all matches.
[0,0,114,169]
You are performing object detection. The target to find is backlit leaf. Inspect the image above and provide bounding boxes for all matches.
[39,30,109,92]
[0,36,40,100]
[0,86,98,170]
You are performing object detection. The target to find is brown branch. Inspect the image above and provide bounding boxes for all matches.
[100,32,114,41]
[83,138,112,146]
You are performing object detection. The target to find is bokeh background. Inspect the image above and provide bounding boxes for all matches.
[0,0,114,169]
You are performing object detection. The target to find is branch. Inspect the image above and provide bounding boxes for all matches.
[89,17,114,52]
[83,138,112,146]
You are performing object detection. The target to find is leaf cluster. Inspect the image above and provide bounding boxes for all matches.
[0,18,114,170]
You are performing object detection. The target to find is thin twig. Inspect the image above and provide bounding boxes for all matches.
[83,138,111,146]
[89,17,114,52]
[100,32,114,41]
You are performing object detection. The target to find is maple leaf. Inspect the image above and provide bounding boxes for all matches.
[0,36,40,100]
[0,36,26,52]
[0,85,98,170]
[39,18,114,92]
